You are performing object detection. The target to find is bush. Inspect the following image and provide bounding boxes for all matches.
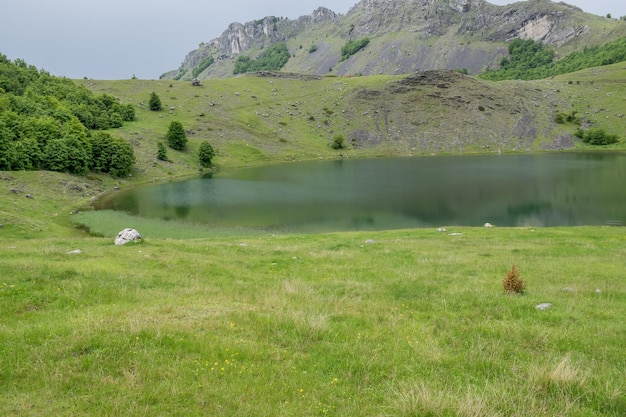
[192,56,215,78]
[582,128,619,145]
[574,128,584,139]
[119,103,136,122]
[149,92,162,111]
[331,134,346,150]
[166,121,187,151]
[502,265,526,294]
[555,110,579,124]
[565,111,579,123]
[554,113,565,124]
[340,38,370,61]
[233,43,290,75]
[109,112,123,128]
[198,141,215,167]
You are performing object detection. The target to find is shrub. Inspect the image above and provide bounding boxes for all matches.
[119,103,136,121]
[582,128,619,145]
[149,92,162,111]
[554,113,565,123]
[331,134,346,150]
[233,43,290,75]
[198,141,215,167]
[109,112,123,128]
[340,38,370,61]
[565,111,579,123]
[573,128,584,139]
[192,56,215,78]
[555,110,579,124]
[166,121,187,151]
[503,265,526,294]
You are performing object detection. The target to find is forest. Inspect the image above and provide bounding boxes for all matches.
[0,55,135,177]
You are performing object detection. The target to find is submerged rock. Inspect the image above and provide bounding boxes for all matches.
[115,228,142,246]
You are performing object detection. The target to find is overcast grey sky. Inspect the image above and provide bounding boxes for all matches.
[1,0,624,80]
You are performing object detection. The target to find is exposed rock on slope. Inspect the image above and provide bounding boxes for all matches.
[342,69,560,153]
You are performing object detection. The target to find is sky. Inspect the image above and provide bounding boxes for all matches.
[1,0,625,80]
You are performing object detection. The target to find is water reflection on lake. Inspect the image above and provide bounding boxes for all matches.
[95,152,626,232]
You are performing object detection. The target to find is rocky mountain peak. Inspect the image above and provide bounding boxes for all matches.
[309,7,337,23]
[163,0,626,81]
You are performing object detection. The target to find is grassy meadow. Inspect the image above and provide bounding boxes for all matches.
[1,227,625,416]
[1,64,626,416]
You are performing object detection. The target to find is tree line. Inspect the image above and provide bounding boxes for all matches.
[0,55,135,177]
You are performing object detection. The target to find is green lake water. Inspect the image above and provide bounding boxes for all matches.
[95,152,626,232]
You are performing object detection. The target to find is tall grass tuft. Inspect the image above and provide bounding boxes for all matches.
[534,356,586,396]
[391,382,450,416]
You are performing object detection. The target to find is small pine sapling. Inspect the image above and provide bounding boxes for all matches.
[503,264,526,294]
[157,141,168,161]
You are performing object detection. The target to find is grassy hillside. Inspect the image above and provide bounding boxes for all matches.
[79,65,626,176]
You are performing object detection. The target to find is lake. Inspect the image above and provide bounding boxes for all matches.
[94,152,626,232]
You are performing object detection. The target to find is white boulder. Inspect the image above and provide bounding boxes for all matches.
[115,228,142,246]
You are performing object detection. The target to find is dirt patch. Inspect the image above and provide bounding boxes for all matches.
[389,70,469,93]
[355,88,383,99]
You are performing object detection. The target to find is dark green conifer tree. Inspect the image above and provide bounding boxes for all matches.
[166,121,187,151]
[149,92,162,111]
[198,141,215,167]
[157,141,168,161]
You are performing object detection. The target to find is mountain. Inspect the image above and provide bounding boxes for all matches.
[162,0,626,80]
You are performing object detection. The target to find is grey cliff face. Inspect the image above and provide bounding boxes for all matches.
[170,7,339,79]
[208,8,338,58]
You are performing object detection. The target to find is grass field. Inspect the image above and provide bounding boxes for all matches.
[1,64,626,416]
[1,227,625,416]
